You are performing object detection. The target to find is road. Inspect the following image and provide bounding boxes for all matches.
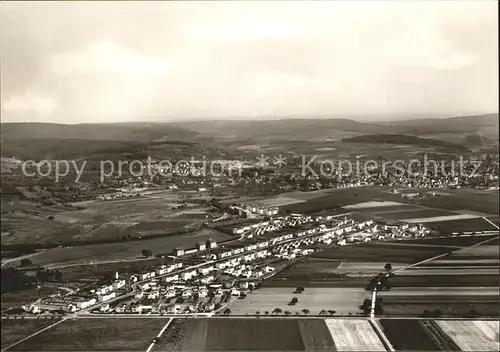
[145,317,173,352]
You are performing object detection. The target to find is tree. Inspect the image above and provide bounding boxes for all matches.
[256,311,260,316]
[20,258,33,267]
[328,310,336,315]
[223,308,231,315]
[359,299,371,315]
[141,249,153,258]
[319,310,327,315]
[384,263,392,272]
[264,311,269,315]
[284,311,291,316]
[289,297,298,305]
[302,309,310,315]
[295,287,305,293]
[272,308,283,315]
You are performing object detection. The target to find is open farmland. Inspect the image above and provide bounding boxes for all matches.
[228,287,371,315]
[435,320,500,351]
[399,189,499,216]
[380,295,500,317]
[311,242,452,263]
[8,318,167,351]
[281,187,396,214]
[324,319,386,351]
[175,318,306,351]
[1,319,60,350]
[379,319,441,351]
[1,191,216,245]
[4,229,231,269]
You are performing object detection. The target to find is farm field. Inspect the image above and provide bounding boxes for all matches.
[389,274,499,287]
[175,318,306,351]
[369,208,455,220]
[4,229,231,269]
[1,287,59,312]
[280,187,397,214]
[324,319,386,351]
[404,189,499,216]
[1,319,60,349]
[311,242,452,263]
[379,319,441,351]
[228,287,371,316]
[8,318,166,351]
[1,191,216,245]
[397,234,499,247]
[435,320,500,351]
[380,295,500,317]
[416,218,498,234]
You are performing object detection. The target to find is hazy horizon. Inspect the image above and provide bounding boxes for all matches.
[1,1,498,124]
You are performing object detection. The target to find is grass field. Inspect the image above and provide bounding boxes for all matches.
[380,295,500,317]
[1,192,216,245]
[435,320,500,351]
[228,287,370,316]
[1,319,60,349]
[9,318,167,351]
[5,229,231,269]
[281,187,396,214]
[311,242,451,263]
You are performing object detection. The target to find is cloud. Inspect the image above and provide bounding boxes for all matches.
[48,40,169,77]
[3,92,57,116]
[0,1,497,122]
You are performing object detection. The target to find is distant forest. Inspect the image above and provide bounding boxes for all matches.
[341,134,468,151]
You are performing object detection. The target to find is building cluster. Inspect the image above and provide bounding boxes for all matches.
[21,211,433,316]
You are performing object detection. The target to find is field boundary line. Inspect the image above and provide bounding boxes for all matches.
[1,317,68,352]
[145,317,173,352]
[482,217,500,230]
[370,319,395,352]
[394,234,500,273]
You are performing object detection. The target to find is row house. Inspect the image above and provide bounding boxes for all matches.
[165,274,179,283]
[113,279,126,290]
[200,275,214,284]
[98,291,116,302]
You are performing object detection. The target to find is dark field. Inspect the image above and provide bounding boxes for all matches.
[1,319,60,350]
[281,187,396,214]
[379,319,442,351]
[311,243,452,263]
[390,274,499,287]
[396,234,499,247]
[406,189,499,216]
[423,218,498,234]
[9,318,166,351]
[176,318,307,351]
[369,208,454,220]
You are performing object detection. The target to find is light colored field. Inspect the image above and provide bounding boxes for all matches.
[228,287,371,315]
[281,190,333,200]
[324,319,386,351]
[343,201,405,209]
[436,320,500,351]
[380,287,500,296]
[253,196,305,207]
[451,245,500,258]
[337,262,406,272]
[5,229,231,268]
[403,214,480,223]
[431,259,499,264]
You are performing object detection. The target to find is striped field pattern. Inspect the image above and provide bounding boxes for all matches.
[324,319,386,351]
[436,320,500,351]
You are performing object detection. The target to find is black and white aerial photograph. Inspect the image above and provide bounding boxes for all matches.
[1,1,498,351]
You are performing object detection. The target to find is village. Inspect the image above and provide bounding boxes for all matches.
[22,208,432,317]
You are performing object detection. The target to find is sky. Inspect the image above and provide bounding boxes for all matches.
[1,1,498,123]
